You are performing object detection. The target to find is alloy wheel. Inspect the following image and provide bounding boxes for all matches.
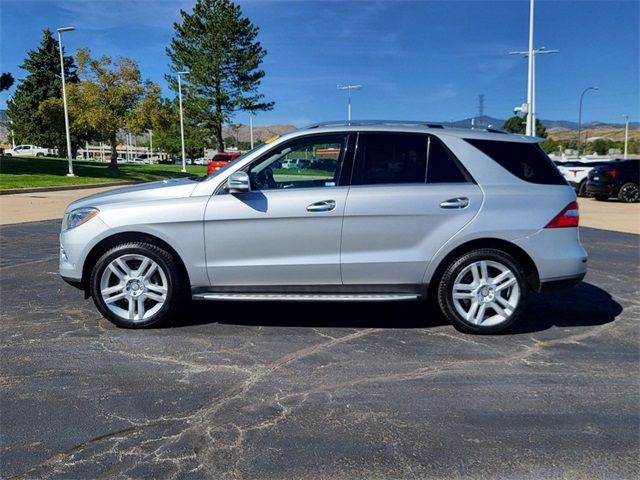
[451,260,521,327]
[99,254,168,322]
[620,183,639,203]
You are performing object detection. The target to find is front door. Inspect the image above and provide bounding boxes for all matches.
[204,133,352,287]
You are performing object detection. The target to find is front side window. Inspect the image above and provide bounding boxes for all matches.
[248,135,347,191]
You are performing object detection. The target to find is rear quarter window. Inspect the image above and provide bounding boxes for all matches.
[465,139,566,185]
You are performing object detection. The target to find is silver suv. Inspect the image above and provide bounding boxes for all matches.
[60,121,587,333]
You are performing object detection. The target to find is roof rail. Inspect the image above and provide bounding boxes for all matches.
[304,120,446,129]
[302,120,510,134]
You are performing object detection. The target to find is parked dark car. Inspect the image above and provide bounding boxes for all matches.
[586,159,639,203]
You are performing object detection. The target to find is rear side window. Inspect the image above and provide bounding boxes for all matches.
[352,133,471,185]
[353,133,427,185]
[465,139,566,185]
[427,136,470,183]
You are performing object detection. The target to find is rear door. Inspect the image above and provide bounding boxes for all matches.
[341,132,483,285]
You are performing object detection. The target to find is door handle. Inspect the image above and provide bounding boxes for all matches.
[440,197,469,209]
[307,200,336,212]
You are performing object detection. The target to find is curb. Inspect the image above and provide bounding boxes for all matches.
[0,181,144,196]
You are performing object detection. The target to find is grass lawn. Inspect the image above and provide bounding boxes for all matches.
[0,156,207,190]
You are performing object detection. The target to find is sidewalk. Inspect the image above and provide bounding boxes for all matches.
[0,185,123,225]
[0,185,638,234]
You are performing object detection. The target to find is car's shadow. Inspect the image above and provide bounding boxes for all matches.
[164,282,622,334]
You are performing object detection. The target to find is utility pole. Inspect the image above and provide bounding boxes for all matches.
[149,130,153,162]
[337,84,362,123]
[623,114,629,159]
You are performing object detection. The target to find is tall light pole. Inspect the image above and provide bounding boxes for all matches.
[510,46,558,136]
[577,86,598,156]
[249,112,254,149]
[337,84,362,124]
[525,0,535,136]
[57,26,75,176]
[177,70,189,173]
[149,129,153,162]
[622,115,629,159]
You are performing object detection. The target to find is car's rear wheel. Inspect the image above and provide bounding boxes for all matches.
[577,180,588,197]
[90,242,185,328]
[437,249,526,334]
[594,195,609,201]
[618,182,639,203]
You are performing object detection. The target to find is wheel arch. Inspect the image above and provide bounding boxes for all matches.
[427,237,541,301]
[81,231,191,297]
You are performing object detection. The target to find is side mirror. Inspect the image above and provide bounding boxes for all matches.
[226,171,251,193]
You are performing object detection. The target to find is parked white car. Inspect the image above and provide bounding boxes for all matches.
[3,145,50,157]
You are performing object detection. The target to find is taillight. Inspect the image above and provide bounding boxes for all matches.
[545,201,579,228]
[601,169,621,179]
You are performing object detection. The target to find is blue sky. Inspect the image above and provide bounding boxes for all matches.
[1,0,638,126]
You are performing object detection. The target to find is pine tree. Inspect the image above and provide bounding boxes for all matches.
[7,30,79,156]
[167,0,273,151]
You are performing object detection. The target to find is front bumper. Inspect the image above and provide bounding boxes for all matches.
[59,215,111,283]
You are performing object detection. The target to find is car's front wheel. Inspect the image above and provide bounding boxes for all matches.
[437,249,526,334]
[618,182,639,203]
[90,242,186,328]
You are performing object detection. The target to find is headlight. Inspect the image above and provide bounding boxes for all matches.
[63,207,99,231]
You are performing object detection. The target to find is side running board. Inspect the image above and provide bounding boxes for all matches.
[192,293,419,302]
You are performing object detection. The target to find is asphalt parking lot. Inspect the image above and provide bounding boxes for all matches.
[1,220,638,479]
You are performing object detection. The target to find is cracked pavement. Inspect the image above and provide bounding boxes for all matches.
[1,220,638,479]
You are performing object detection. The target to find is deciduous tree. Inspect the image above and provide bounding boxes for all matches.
[502,114,547,138]
[67,49,160,169]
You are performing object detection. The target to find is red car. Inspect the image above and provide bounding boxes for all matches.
[207,152,241,174]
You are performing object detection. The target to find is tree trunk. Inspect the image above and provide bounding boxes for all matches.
[108,134,119,170]
[214,122,224,152]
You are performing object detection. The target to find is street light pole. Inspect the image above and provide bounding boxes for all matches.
[249,113,254,149]
[337,84,362,124]
[57,26,75,176]
[510,46,558,137]
[577,86,598,156]
[623,115,629,159]
[525,0,535,136]
[177,71,189,173]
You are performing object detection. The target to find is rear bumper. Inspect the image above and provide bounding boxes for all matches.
[540,272,586,292]
[586,181,617,197]
[513,227,587,287]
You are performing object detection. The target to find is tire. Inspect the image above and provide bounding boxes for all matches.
[90,242,186,328]
[618,182,639,203]
[4,153,11,157]
[36,152,44,157]
[577,180,588,197]
[594,195,609,201]
[437,249,527,334]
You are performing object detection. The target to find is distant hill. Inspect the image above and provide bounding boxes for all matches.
[1,107,637,147]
